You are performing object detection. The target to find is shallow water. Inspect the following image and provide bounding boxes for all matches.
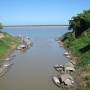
[0,26,69,90]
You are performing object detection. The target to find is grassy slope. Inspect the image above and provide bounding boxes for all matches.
[0,32,20,58]
[61,28,90,89]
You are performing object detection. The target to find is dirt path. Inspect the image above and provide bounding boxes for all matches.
[0,33,4,39]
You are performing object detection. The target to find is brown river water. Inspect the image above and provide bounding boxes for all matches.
[0,26,69,90]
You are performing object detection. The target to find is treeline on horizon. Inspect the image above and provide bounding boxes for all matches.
[4,25,68,27]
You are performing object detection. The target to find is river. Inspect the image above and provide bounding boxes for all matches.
[0,26,69,90]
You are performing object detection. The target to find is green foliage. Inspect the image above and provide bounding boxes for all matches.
[86,82,90,88]
[63,30,90,66]
[0,39,10,57]
[62,9,90,90]
[63,10,90,66]
[0,32,20,58]
[0,23,3,29]
[83,76,90,81]
[69,10,90,38]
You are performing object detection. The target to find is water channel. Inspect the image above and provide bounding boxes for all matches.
[0,26,69,90]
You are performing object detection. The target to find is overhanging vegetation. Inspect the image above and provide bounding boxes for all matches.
[61,10,90,89]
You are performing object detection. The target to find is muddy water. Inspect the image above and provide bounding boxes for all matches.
[0,26,69,90]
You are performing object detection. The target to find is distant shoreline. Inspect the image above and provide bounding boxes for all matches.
[4,25,69,27]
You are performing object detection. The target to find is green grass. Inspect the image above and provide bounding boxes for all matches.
[0,32,20,59]
[83,76,90,88]
[83,76,90,81]
[86,82,90,88]
[61,28,90,89]
[61,28,90,66]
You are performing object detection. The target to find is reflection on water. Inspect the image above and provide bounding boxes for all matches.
[0,26,69,90]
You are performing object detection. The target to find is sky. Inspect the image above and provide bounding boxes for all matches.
[0,0,90,25]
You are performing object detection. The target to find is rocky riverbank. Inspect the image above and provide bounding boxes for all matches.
[57,29,90,90]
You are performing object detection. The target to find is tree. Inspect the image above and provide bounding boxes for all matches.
[68,10,90,38]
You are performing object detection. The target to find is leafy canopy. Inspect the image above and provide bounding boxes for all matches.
[68,10,90,38]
